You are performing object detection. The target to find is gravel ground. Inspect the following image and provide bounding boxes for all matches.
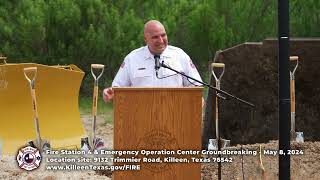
[1,115,319,179]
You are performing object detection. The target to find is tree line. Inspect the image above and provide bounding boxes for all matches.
[0,0,319,95]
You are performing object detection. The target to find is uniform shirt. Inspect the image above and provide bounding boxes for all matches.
[112,45,202,87]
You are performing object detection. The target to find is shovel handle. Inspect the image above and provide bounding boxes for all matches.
[24,67,37,79]
[211,63,225,68]
[24,68,41,148]
[91,64,105,81]
[91,64,104,147]
[289,56,299,109]
[91,64,105,69]
[259,145,266,174]
[24,67,37,72]
[290,79,295,113]
[215,94,219,140]
[211,63,225,82]
[290,56,299,61]
[92,86,98,116]
[0,56,7,64]
[24,67,37,87]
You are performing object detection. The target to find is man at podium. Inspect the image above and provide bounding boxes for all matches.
[103,19,203,102]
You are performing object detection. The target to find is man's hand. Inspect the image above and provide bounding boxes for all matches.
[103,88,114,102]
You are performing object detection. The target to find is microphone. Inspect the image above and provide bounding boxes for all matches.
[154,55,161,71]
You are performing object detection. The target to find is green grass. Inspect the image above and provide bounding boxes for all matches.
[79,96,114,124]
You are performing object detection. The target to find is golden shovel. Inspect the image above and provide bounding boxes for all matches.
[24,67,50,151]
[208,63,230,150]
[290,56,304,143]
[81,64,105,150]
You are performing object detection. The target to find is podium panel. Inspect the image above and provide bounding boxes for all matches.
[113,87,202,180]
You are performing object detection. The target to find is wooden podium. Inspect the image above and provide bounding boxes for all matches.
[113,87,202,180]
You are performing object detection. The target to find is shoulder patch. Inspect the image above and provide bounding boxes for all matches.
[120,62,125,68]
[189,59,196,68]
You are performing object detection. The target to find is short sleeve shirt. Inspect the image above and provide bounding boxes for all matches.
[112,45,202,87]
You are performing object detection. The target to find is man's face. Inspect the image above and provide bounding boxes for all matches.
[144,25,168,55]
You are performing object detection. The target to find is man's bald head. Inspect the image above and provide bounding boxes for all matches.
[144,20,165,35]
[144,20,168,55]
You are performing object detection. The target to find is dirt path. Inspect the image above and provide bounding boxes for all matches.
[80,114,114,149]
[0,115,111,180]
[1,115,319,179]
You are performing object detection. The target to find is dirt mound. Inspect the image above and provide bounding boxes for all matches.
[203,38,320,147]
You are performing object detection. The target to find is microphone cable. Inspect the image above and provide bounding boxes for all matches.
[240,100,246,180]
[240,105,256,180]
[155,61,180,79]
[155,60,203,87]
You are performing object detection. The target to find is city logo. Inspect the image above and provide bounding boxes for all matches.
[137,129,179,173]
[16,146,42,171]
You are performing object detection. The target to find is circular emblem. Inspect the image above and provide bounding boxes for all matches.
[16,146,42,171]
[137,129,179,173]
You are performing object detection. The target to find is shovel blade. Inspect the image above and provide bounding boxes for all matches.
[28,139,51,152]
[81,137,104,151]
[208,138,230,150]
[291,131,304,143]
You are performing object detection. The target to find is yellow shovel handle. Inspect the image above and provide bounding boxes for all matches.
[259,145,266,174]
[91,64,105,81]
[290,56,299,61]
[92,86,98,116]
[24,67,37,72]
[23,67,37,83]
[290,79,295,113]
[91,64,105,69]
[215,94,219,139]
[211,63,225,68]
[31,89,39,118]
